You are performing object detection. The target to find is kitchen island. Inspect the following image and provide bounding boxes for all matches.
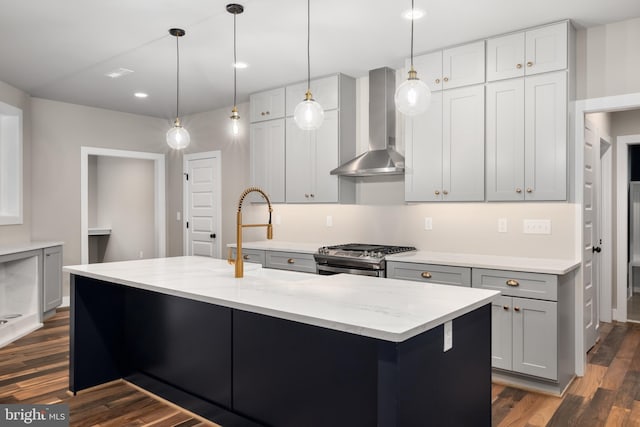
[65,256,499,427]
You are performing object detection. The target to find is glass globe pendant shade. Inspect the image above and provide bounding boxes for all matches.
[230,107,240,137]
[166,118,191,149]
[394,69,431,116]
[294,92,324,130]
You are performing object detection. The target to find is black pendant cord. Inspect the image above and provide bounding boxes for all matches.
[306,0,311,92]
[176,35,180,119]
[233,12,237,107]
[410,0,415,69]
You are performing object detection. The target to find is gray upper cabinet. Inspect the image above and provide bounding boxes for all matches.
[412,41,485,92]
[250,120,285,203]
[405,85,485,202]
[285,75,339,116]
[486,21,568,82]
[43,245,63,314]
[486,71,567,201]
[250,88,285,123]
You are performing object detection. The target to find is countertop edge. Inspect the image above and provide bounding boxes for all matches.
[0,241,64,257]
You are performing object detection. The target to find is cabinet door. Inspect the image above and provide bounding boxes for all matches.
[250,88,285,122]
[43,246,63,312]
[286,75,339,116]
[442,41,485,90]
[512,297,557,380]
[525,22,568,76]
[486,79,525,201]
[486,32,525,81]
[265,251,316,273]
[386,262,471,287]
[285,118,313,203]
[311,110,339,202]
[491,295,513,371]
[524,72,567,200]
[405,92,443,201]
[250,120,285,203]
[411,51,443,92]
[442,85,485,201]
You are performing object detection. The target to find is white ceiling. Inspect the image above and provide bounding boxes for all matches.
[1,0,639,121]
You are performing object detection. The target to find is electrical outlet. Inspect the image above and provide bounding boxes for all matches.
[444,321,453,352]
[275,215,281,225]
[139,251,144,258]
[498,218,507,233]
[424,217,433,230]
[176,211,181,221]
[523,219,551,234]
[326,215,333,227]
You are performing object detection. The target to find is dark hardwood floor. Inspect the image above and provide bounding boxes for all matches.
[2,308,639,426]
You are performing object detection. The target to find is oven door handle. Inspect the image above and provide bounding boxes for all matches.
[316,264,383,277]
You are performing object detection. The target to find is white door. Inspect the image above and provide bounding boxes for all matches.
[184,152,222,258]
[583,120,599,352]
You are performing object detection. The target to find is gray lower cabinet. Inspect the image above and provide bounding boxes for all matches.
[386,261,471,287]
[473,268,573,394]
[266,251,316,274]
[230,248,266,266]
[43,245,63,315]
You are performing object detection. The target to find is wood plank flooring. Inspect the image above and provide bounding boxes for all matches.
[2,309,640,426]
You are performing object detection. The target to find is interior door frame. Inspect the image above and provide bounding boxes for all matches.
[599,137,612,323]
[80,147,166,264]
[183,151,222,258]
[574,92,640,376]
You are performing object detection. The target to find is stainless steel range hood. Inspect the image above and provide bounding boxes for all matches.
[331,67,403,177]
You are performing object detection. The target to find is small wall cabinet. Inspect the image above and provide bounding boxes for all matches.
[411,41,485,92]
[387,262,471,287]
[486,21,568,82]
[250,88,285,123]
[405,84,485,202]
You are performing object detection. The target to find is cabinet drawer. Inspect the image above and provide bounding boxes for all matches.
[472,268,557,301]
[266,251,316,273]
[230,248,265,266]
[387,262,471,287]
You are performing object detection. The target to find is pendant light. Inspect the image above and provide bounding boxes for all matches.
[227,3,244,137]
[293,0,324,130]
[166,28,191,149]
[394,0,431,116]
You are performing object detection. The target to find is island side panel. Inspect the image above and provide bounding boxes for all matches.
[70,275,126,392]
[397,304,492,426]
[232,310,379,427]
[124,287,233,408]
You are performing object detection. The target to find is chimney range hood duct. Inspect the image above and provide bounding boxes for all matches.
[331,67,404,177]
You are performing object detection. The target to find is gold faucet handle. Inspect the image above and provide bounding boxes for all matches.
[227,247,236,265]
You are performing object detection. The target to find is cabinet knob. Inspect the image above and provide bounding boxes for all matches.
[266,111,270,115]
[515,187,522,193]
[243,254,250,260]
[443,77,449,82]
[305,194,309,198]
[435,78,441,84]
[261,112,265,116]
[287,258,295,264]
[516,63,522,69]
[310,194,315,198]
[503,305,509,311]
[514,307,521,312]
[526,61,533,67]
[421,272,432,279]
[506,279,520,287]
[443,190,449,195]
[526,188,533,193]
[434,190,440,196]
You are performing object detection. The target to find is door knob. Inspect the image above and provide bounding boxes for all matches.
[592,246,602,253]
[210,233,216,239]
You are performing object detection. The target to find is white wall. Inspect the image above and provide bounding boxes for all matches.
[0,81,31,246]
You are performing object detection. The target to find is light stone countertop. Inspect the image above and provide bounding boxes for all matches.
[227,240,326,254]
[386,251,580,275]
[0,241,64,257]
[64,256,499,343]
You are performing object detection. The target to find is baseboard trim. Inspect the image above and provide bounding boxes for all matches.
[61,296,70,308]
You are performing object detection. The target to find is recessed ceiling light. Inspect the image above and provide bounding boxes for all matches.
[134,92,148,98]
[105,68,134,79]
[402,8,425,20]
[234,62,248,69]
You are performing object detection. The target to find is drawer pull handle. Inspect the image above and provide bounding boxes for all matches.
[421,272,432,279]
[506,279,519,287]
[287,258,295,264]
[243,255,250,260]
[503,305,509,310]
[514,307,521,312]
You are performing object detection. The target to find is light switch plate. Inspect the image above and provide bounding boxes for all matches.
[498,218,507,233]
[523,219,551,234]
[275,215,282,225]
[326,216,333,227]
[424,217,433,230]
[444,321,453,352]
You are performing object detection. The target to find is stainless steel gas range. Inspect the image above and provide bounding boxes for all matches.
[314,243,416,277]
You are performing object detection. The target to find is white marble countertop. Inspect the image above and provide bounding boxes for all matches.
[386,251,580,275]
[0,241,64,257]
[64,256,499,342]
[227,240,325,254]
